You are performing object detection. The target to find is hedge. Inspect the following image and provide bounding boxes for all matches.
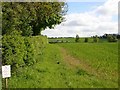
[2,31,48,72]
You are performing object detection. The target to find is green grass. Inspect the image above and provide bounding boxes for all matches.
[58,42,118,86]
[58,43,118,70]
[7,44,69,88]
[6,42,118,88]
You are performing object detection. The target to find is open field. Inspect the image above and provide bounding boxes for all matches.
[58,43,118,86]
[6,41,118,88]
[2,1,119,89]
[48,37,108,43]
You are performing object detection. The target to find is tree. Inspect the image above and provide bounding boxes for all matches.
[75,34,79,42]
[84,38,88,42]
[107,34,118,42]
[93,35,99,43]
[2,2,68,36]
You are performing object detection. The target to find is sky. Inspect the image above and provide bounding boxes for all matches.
[42,0,119,37]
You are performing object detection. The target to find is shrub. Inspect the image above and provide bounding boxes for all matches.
[2,31,48,72]
[2,31,26,70]
[84,38,88,42]
[75,34,79,42]
[107,34,118,42]
[24,37,35,66]
[93,35,99,43]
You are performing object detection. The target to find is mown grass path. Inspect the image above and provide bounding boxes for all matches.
[59,47,102,78]
[59,46,118,84]
[58,43,118,88]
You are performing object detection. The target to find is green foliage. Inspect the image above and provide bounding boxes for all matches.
[93,35,99,43]
[2,31,26,70]
[75,34,79,42]
[28,36,48,62]
[2,31,48,72]
[2,2,67,36]
[84,38,88,42]
[107,34,118,42]
[24,37,35,66]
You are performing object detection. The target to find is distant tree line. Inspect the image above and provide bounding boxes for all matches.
[99,34,119,42]
[99,34,120,39]
[49,33,119,43]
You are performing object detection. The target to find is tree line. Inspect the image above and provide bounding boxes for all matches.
[75,34,119,43]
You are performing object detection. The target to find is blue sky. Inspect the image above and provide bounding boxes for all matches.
[42,0,119,37]
[67,2,118,22]
[67,2,105,14]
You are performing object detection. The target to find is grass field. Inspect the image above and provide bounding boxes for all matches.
[58,43,118,86]
[5,41,118,88]
[48,37,108,43]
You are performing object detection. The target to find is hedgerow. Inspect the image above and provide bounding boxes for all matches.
[2,31,48,72]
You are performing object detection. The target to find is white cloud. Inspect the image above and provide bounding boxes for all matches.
[94,0,119,15]
[42,0,119,37]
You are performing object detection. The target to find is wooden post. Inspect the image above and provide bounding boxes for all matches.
[5,78,8,88]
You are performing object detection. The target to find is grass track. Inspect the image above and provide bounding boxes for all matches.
[58,43,118,86]
[7,43,118,88]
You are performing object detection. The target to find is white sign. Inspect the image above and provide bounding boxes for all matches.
[2,65,11,78]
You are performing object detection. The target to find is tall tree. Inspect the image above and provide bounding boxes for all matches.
[2,2,68,36]
[75,34,79,42]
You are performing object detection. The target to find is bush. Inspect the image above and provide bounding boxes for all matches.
[93,35,99,43]
[75,34,79,42]
[24,36,48,65]
[2,31,48,72]
[107,35,118,42]
[24,37,35,66]
[2,31,26,70]
[84,38,88,42]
